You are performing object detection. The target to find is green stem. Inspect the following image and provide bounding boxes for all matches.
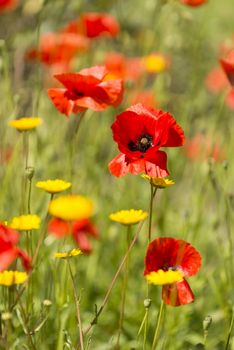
[67,259,84,350]
[148,184,154,243]
[225,307,234,350]
[116,225,132,348]
[84,221,144,336]
[151,300,164,350]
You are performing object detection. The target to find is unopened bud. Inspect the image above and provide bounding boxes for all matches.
[203,315,212,332]
[144,298,151,309]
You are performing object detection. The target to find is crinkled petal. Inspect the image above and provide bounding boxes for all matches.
[48,88,74,117]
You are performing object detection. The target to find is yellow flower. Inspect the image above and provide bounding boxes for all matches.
[36,179,71,194]
[143,53,167,73]
[9,214,41,231]
[0,271,28,286]
[8,117,42,131]
[54,249,82,259]
[145,270,183,286]
[142,174,175,188]
[49,195,93,221]
[109,209,148,225]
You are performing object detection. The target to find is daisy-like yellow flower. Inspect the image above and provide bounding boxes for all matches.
[54,249,82,259]
[49,195,93,221]
[36,179,71,194]
[145,269,183,286]
[9,214,41,231]
[0,271,28,286]
[143,53,167,74]
[142,174,175,189]
[109,209,148,226]
[8,117,42,131]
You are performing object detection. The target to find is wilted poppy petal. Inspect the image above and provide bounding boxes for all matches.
[162,279,194,306]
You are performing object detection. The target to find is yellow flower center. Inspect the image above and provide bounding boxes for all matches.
[142,174,175,188]
[36,179,71,194]
[8,117,43,131]
[49,195,93,221]
[109,209,148,225]
[145,269,183,286]
[9,214,41,231]
[0,271,28,286]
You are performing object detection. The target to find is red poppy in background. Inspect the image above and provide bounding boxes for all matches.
[109,104,185,177]
[184,133,225,162]
[205,67,229,94]
[144,237,202,306]
[180,0,207,6]
[104,52,144,81]
[48,65,124,117]
[220,50,234,86]
[26,32,89,69]
[226,88,234,110]
[129,90,157,108]
[63,12,119,39]
[48,218,98,254]
[0,223,31,271]
[0,0,18,13]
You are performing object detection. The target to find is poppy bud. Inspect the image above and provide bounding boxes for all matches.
[26,166,34,180]
[144,298,151,309]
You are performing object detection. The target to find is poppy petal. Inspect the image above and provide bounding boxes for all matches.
[73,231,92,254]
[145,150,169,175]
[48,218,70,237]
[94,79,124,106]
[162,279,194,306]
[48,88,74,116]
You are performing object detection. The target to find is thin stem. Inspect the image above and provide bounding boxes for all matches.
[225,308,234,350]
[32,193,54,267]
[17,292,36,350]
[116,225,131,348]
[27,178,32,214]
[151,300,164,350]
[148,184,154,243]
[84,221,144,336]
[66,259,84,350]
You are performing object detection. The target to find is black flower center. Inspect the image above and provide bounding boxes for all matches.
[128,134,153,153]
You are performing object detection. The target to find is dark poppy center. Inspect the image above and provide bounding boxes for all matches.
[128,134,153,153]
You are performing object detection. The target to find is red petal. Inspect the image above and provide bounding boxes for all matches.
[156,112,185,147]
[145,150,169,175]
[93,79,124,106]
[108,154,145,177]
[72,231,92,254]
[73,219,98,238]
[162,279,194,306]
[79,65,107,80]
[17,248,32,271]
[226,88,234,110]
[48,88,74,116]
[48,218,70,237]
[0,249,18,271]
[144,237,201,277]
[75,96,107,111]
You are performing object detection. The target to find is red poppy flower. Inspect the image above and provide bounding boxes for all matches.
[26,32,89,68]
[180,0,207,6]
[220,50,234,86]
[0,223,31,271]
[226,88,234,110]
[104,52,144,81]
[129,90,157,108]
[48,65,124,117]
[144,237,202,306]
[0,0,18,13]
[205,67,229,94]
[48,218,98,254]
[109,104,185,177]
[184,133,225,162]
[63,12,119,39]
